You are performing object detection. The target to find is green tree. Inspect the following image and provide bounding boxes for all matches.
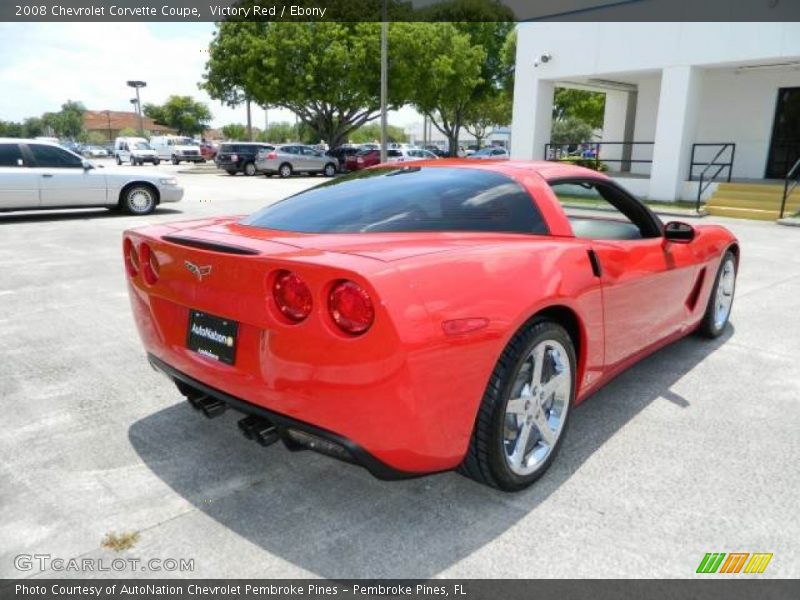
[118,127,139,137]
[257,121,297,143]
[21,117,44,138]
[550,116,595,146]
[221,123,248,140]
[397,22,486,156]
[463,90,512,147]
[349,123,407,144]
[42,100,86,139]
[85,131,107,145]
[203,21,419,149]
[0,120,23,137]
[553,89,606,130]
[143,96,212,136]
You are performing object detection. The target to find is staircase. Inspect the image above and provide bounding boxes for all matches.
[705,182,800,221]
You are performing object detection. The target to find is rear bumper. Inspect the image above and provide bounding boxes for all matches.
[148,354,417,480]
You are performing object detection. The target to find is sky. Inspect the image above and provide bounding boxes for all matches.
[0,22,421,130]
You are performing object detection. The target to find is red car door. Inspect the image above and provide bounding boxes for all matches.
[591,238,698,369]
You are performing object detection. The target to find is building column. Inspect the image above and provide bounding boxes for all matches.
[601,90,631,171]
[511,78,554,160]
[649,66,702,201]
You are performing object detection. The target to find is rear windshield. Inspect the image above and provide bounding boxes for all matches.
[241,166,548,235]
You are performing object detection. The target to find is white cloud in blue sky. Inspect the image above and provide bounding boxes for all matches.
[0,22,419,131]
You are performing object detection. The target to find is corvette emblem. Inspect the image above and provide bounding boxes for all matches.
[184,261,212,281]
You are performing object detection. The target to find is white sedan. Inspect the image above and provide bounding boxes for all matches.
[386,148,441,163]
[0,138,183,215]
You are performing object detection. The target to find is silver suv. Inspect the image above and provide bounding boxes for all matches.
[255,144,338,178]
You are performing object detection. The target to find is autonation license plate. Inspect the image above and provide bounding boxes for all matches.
[186,310,238,365]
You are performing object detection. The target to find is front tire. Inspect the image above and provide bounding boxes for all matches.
[226,170,237,176]
[278,163,293,178]
[171,155,179,165]
[323,162,337,177]
[459,319,576,491]
[121,184,157,215]
[154,159,160,166]
[243,161,257,176]
[697,250,737,338]
[116,155,122,165]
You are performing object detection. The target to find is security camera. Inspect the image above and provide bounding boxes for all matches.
[534,52,552,68]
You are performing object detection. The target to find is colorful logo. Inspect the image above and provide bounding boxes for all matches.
[697,552,773,574]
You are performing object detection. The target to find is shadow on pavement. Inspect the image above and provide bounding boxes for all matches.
[129,327,733,578]
[0,208,183,224]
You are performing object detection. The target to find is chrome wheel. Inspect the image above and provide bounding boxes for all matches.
[244,162,256,176]
[713,256,736,330]
[503,339,572,476]
[279,164,292,178]
[324,163,336,177]
[125,186,156,214]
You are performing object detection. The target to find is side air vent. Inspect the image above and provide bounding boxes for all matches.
[685,267,707,310]
[162,235,260,255]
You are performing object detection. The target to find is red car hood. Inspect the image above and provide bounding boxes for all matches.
[158,216,536,263]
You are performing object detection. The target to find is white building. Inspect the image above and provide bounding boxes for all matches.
[511,23,800,207]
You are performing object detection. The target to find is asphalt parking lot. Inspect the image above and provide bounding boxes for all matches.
[1,162,798,579]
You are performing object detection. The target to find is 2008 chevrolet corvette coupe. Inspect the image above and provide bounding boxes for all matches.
[124,161,738,491]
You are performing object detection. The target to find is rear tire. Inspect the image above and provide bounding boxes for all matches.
[121,184,157,215]
[243,161,257,176]
[278,163,293,178]
[154,159,160,166]
[171,155,179,165]
[697,250,737,338]
[459,319,576,491]
[116,155,122,165]
[226,170,237,176]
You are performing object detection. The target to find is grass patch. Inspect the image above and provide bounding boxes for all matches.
[101,531,140,553]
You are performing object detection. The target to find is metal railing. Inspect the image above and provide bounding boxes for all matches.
[544,141,655,172]
[690,143,736,211]
[780,157,800,219]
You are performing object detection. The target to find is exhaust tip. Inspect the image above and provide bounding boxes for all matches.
[238,416,279,447]
[185,394,227,418]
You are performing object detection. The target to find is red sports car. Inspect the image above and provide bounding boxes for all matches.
[124,161,738,491]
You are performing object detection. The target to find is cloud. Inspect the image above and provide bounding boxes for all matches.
[0,22,420,131]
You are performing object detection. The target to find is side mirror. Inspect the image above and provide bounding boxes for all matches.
[81,160,94,170]
[664,221,695,243]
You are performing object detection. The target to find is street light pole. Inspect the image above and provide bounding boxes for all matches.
[126,80,147,136]
[380,0,388,163]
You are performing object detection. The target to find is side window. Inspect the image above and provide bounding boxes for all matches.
[28,144,83,169]
[549,180,658,240]
[388,149,402,158]
[0,143,25,167]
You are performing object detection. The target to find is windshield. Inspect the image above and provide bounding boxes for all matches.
[473,147,497,156]
[241,166,548,235]
[133,142,152,150]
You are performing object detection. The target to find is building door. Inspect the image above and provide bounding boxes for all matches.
[766,87,800,179]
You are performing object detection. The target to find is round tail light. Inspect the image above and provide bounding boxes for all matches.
[273,270,312,322]
[267,151,277,160]
[139,243,159,285]
[329,280,374,335]
[123,238,139,277]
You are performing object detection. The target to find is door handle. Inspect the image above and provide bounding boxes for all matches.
[41,174,53,178]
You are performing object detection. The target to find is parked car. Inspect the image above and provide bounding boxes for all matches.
[84,146,109,158]
[215,142,274,176]
[123,161,738,491]
[327,146,360,171]
[200,142,218,161]
[347,148,380,171]
[0,138,182,215]
[467,146,510,160]
[423,145,448,158]
[386,148,440,163]
[149,135,204,165]
[255,144,338,178]
[114,137,159,165]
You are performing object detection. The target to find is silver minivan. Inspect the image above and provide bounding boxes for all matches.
[255,144,338,178]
